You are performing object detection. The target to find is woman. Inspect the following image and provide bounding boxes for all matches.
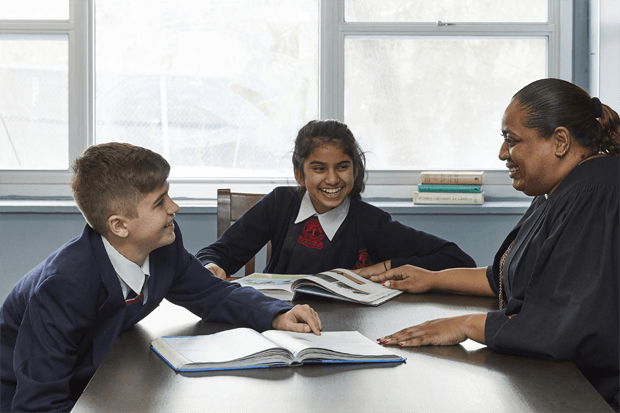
[196,119,475,278]
[362,79,619,411]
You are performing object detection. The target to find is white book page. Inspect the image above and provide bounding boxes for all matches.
[262,330,397,359]
[294,268,394,303]
[162,328,283,363]
[234,273,306,292]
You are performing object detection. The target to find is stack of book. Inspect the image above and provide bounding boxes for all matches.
[413,171,484,205]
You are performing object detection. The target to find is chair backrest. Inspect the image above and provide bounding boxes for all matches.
[217,189,272,277]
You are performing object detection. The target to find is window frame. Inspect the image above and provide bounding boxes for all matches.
[319,0,571,200]
[0,0,93,197]
[0,0,572,200]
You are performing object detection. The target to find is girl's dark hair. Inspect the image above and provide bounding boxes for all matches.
[513,78,619,155]
[292,120,366,197]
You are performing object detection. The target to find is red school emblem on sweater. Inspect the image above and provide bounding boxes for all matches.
[353,249,372,269]
[298,218,325,249]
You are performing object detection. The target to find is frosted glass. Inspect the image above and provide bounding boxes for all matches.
[345,0,547,23]
[0,0,69,20]
[0,35,69,170]
[344,37,546,170]
[95,0,319,178]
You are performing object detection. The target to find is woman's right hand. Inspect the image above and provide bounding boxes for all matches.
[369,265,436,294]
[205,263,227,280]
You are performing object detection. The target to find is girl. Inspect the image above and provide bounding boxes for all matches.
[196,119,475,278]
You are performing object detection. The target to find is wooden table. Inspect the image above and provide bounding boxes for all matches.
[72,293,613,412]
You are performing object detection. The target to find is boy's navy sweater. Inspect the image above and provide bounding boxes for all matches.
[0,223,291,412]
[197,187,475,275]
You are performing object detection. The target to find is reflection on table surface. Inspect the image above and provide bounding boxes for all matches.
[72,293,613,413]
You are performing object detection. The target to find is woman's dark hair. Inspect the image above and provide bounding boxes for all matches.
[513,78,619,155]
[292,120,366,197]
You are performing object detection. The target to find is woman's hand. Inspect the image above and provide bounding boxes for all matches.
[367,265,437,294]
[205,263,227,280]
[352,261,391,278]
[377,314,487,347]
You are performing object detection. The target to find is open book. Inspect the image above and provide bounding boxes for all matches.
[233,268,402,306]
[151,328,405,372]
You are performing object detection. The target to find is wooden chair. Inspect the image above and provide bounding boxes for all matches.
[217,189,272,277]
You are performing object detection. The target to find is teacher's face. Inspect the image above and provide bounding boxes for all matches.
[499,101,562,196]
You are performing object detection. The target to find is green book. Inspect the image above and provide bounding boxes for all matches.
[417,184,481,193]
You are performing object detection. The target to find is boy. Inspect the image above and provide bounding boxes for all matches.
[0,143,322,412]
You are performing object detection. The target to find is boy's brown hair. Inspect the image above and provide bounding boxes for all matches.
[71,142,171,236]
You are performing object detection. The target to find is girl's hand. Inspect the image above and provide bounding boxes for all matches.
[205,263,227,279]
[352,261,390,278]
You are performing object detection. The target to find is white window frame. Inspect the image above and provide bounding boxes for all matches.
[0,0,573,200]
[0,0,93,198]
[589,0,620,113]
[319,0,572,200]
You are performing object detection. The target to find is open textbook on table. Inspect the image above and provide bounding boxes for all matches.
[232,268,402,306]
[151,328,405,372]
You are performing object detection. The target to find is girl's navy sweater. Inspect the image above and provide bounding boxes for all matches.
[196,187,476,275]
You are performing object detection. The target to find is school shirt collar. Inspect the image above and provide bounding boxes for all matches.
[101,235,150,304]
[294,191,350,241]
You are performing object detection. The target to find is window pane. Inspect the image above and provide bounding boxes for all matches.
[95,0,319,178]
[344,37,546,170]
[0,35,68,170]
[345,0,547,23]
[0,0,69,20]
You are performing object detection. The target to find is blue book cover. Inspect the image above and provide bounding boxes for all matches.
[418,184,481,193]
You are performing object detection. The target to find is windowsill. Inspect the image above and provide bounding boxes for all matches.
[0,198,531,215]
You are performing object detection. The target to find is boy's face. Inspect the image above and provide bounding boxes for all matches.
[125,183,179,256]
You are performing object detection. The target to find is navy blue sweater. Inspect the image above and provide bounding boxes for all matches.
[197,187,475,275]
[1,223,291,412]
[484,157,619,411]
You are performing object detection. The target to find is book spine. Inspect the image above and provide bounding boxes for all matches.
[420,173,483,185]
[417,184,481,193]
[413,191,484,205]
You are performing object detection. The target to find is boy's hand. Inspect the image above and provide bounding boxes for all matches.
[205,263,227,279]
[271,304,322,335]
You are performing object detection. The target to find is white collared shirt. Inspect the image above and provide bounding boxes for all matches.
[294,191,351,240]
[101,235,150,305]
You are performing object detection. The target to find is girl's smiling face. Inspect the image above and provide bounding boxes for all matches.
[295,143,355,214]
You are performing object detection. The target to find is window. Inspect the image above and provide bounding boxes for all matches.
[0,0,69,20]
[0,0,90,197]
[0,0,72,171]
[0,34,69,170]
[0,0,573,199]
[344,37,546,170]
[95,0,318,179]
[334,0,551,173]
